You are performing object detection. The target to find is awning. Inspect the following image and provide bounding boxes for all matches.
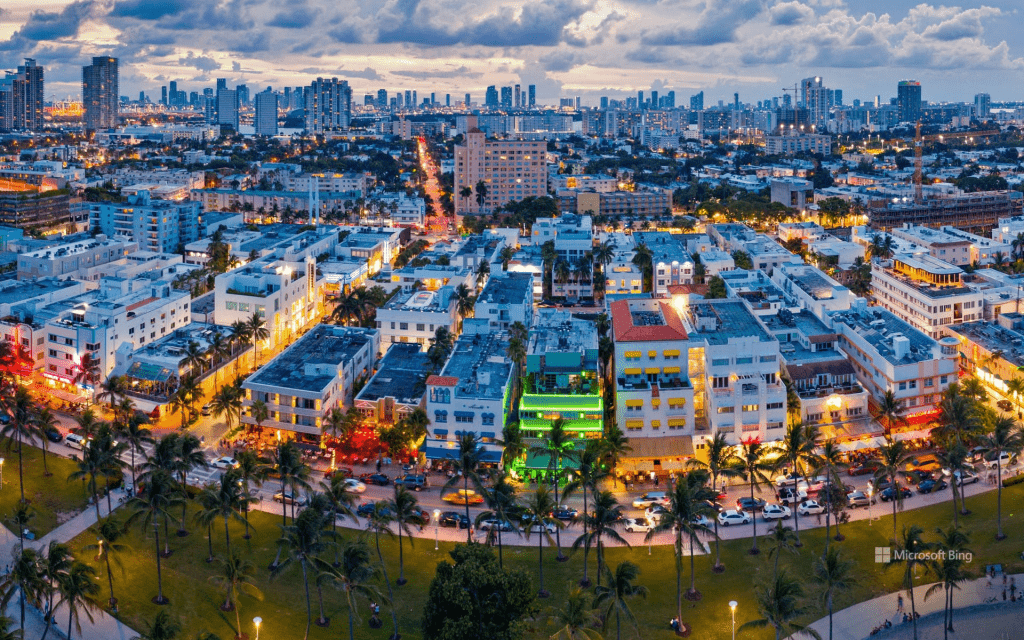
[626,419,644,428]
[524,451,582,470]
[645,368,660,374]
[647,351,657,358]
[668,418,686,427]
[650,420,661,427]
[624,368,642,375]
[668,398,686,407]
[893,429,931,442]
[663,366,681,374]
[624,351,641,358]
[625,399,643,407]
[664,350,680,357]
[480,432,496,439]
[426,447,501,463]
[625,435,695,458]
[433,429,448,436]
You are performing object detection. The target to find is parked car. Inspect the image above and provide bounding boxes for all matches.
[700,499,724,513]
[777,487,808,506]
[342,479,367,494]
[440,511,470,529]
[717,510,752,527]
[985,452,1017,469]
[623,517,654,533]
[443,489,484,505]
[997,399,1013,411]
[520,516,558,534]
[356,502,387,518]
[879,486,912,502]
[551,506,578,521]
[479,518,515,532]
[762,504,792,521]
[797,500,825,516]
[64,433,87,449]
[953,470,980,485]
[393,474,429,491]
[905,455,942,474]
[848,462,880,476]
[273,491,306,506]
[736,496,766,512]
[211,456,239,470]
[645,504,668,521]
[631,492,668,509]
[323,467,354,479]
[691,514,712,528]
[44,427,62,443]
[359,473,390,486]
[917,478,948,494]
[201,403,213,417]
[846,491,875,509]
[774,473,801,487]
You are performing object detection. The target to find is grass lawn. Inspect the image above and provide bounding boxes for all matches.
[0,439,93,536]
[65,482,1024,640]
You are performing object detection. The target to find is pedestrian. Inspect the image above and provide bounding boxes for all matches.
[1003,586,1008,600]
[897,594,904,613]
[816,512,822,525]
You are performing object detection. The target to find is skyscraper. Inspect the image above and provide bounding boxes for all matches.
[500,86,512,108]
[304,78,351,133]
[254,90,278,136]
[514,84,521,108]
[161,86,167,106]
[974,93,991,120]
[651,90,659,109]
[404,90,412,108]
[138,91,144,103]
[801,77,829,128]
[638,90,644,109]
[528,85,536,108]
[217,89,239,129]
[600,96,609,109]
[216,78,227,92]
[82,57,118,131]
[897,80,922,123]
[236,84,249,107]
[485,86,498,107]
[377,88,387,108]
[445,94,450,107]
[690,91,704,111]
[169,80,178,106]
[464,93,471,106]
[666,91,675,108]
[0,59,44,131]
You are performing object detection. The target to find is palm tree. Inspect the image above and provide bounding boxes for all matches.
[931,387,979,447]
[687,431,739,570]
[56,562,100,640]
[200,469,251,558]
[873,437,913,541]
[229,320,252,375]
[318,473,354,565]
[211,384,243,432]
[739,570,821,640]
[315,543,384,640]
[125,469,182,605]
[365,501,401,639]
[84,518,127,612]
[499,245,517,270]
[980,414,1023,539]
[889,525,932,640]
[117,415,153,493]
[96,374,126,411]
[183,340,207,378]
[208,330,231,390]
[209,553,264,639]
[68,431,112,521]
[133,610,181,640]
[0,616,20,640]
[474,180,488,210]
[777,422,819,546]
[247,310,270,366]
[442,432,487,544]
[547,587,603,640]
[236,450,270,539]
[273,507,328,640]
[174,433,207,535]
[812,546,857,640]
[599,425,631,481]
[925,526,970,640]
[475,470,518,568]
[817,438,846,552]
[390,484,425,585]
[32,406,58,477]
[530,417,579,560]
[39,541,73,639]
[1,385,37,504]
[645,473,713,627]
[574,490,628,589]
[766,521,800,580]
[873,389,908,435]
[936,441,970,527]
[271,443,311,567]
[74,408,103,439]
[594,561,648,640]
[736,437,775,554]
[520,484,562,597]
[0,548,43,634]
[563,440,606,585]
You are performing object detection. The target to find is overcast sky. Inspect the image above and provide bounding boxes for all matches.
[2,0,1021,107]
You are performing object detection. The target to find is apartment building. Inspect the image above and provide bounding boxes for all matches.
[88,192,200,253]
[16,234,136,280]
[454,120,547,216]
[829,300,959,418]
[634,231,695,297]
[282,172,368,195]
[353,343,433,428]
[374,286,459,352]
[241,324,379,441]
[889,224,972,266]
[870,254,983,339]
[475,272,534,330]
[533,214,594,298]
[771,263,856,321]
[0,278,87,373]
[573,188,671,218]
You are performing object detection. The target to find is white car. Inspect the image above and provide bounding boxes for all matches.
[343,479,367,494]
[774,473,801,487]
[797,500,826,516]
[717,510,752,527]
[478,519,514,532]
[762,504,792,521]
[644,505,668,522]
[623,517,655,533]
[522,521,558,534]
[212,456,239,470]
[986,452,1017,469]
[953,470,980,485]
[691,515,712,528]
[631,492,668,509]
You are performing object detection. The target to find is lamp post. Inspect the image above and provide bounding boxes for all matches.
[0,458,4,489]
[433,509,441,551]
[729,600,738,640]
[867,486,874,525]
[253,616,262,640]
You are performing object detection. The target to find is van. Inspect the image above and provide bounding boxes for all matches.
[64,433,87,449]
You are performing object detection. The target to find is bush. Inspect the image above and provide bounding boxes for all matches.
[1001,473,1024,487]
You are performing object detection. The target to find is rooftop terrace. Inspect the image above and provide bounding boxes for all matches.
[246,324,376,393]
[356,343,433,405]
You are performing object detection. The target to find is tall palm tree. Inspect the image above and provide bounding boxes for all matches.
[564,440,607,586]
[739,570,821,640]
[980,414,1023,539]
[247,310,270,366]
[68,431,112,521]
[816,438,846,553]
[931,387,979,447]
[1005,376,1024,417]
[766,521,800,580]
[645,473,713,627]
[96,374,127,411]
[936,442,970,527]
[1,385,37,503]
[200,469,251,558]
[872,389,908,435]
[318,473,354,566]
[74,408,102,439]
[574,490,628,589]
[125,469,182,605]
[209,553,264,638]
[475,470,518,568]
[546,586,602,640]
[736,437,775,554]
[521,484,562,598]
[56,562,100,640]
[174,433,207,535]
[600,425,631,482]
[925,527,970,640]
[32,406,59,477]
[211,384,243,431]
[530,417,579,560]
[889,525,932,640]
[872,437,913,541]
[685,430,741,564]
[250,399,270,434]
[812,546,857,640]
[84,518,127,612]
[442,432,487,544]
[777,422,819,546]
[39,541,73,640]
[389,484,425,586]
[235,450,269,540]
[270,442,311,569]
[133,610,182,640]
[365,501,401,639]
[314,543,384,640]
[0,547,43,634]
[593,561,648,640]
[208,331,231,391]
[117,416,153,493]
[229,320,252,375]
[273,507,328,640]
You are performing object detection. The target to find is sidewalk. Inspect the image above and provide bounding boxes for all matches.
[798,572,1024,640]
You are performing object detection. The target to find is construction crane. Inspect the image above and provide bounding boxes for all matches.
[911,122,1000,204]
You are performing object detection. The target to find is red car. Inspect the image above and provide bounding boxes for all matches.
[848,462,879,476]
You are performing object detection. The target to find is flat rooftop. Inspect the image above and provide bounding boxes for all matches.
[440,331,512,400]
[21,237,126,259]
[384,287,455,312]
[686,299,774,345]
[478,272,532,306]
[788,268,840,300]
[948,320,1024,369]
[246,324,376,393]
[633,231,691,264]
[0,278,79,307]
[356,343,433,404]
[830,306,938,365]
[529,309,598,358]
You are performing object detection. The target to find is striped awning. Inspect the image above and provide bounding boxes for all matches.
[668,418,686,427]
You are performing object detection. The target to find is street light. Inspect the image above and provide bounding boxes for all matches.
[433,509,441,551]
[0,458,4,489]
[253,616,262,640]
[867,486,874,525]
[729,600,738,640]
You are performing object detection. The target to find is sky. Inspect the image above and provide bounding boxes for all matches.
[1,0,1022,107]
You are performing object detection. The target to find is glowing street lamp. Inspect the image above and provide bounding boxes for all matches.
[253,616,262,640]
[0,457,4,489]
[433,509,441,550]
[729,600,738,640]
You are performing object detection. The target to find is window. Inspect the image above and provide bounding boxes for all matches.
[481,413,495,426]
[940,375,949,384]
[712,376,729,389]
[924,377,934,387]
[455,414,474,424]
[717,406,734,414]
[712,358,730,366]
[400,323,408,331]
[808,412,823,421]
[742,404,759,412]
[898,382,907,391]
[416,324,425,332]
[760,355,777,362]
[766,402,783,410]
[909,380,917,389]
[434,410,447,423]
[735,357,753,365]
[48,349,57,357]
[847,407,862,416]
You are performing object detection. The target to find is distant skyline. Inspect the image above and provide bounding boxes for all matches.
[1,0,1022,106]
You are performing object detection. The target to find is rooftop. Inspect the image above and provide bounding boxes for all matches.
[478,272,533,306]
[0,277,80,307]
[528,309,598,358]
[633,231,692,265]
[356,343,433,405]
[21,236,128,260]
[440,331,513,400]
[246,324,376,393]
[610,298,688,342]
[384,287,455,313]
[829,305,940,365]
[948,318,1024,369]
[686,299,773,345]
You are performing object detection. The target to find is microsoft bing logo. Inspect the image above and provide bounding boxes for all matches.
[875,547,891,563]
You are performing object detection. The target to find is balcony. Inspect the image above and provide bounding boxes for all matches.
[797,383,864,400]
[226,287,269,298]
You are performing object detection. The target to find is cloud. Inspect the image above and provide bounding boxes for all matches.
[178,51,220,72]
[110,0,190,21]
[921,7,1001,41]
[337,67,385,81]
[232,61,242,72]
[269,7,317,29]
[643,0,764,46]
[392,66,481,79]
[13,1,95,41]
[769,1,815,26]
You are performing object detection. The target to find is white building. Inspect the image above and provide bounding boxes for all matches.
[88,192,201,254]
[475,272,534,331]
[374,286,460,353]
[17,235,137,280]
[772,263,856,321]
[871,254,983,339]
